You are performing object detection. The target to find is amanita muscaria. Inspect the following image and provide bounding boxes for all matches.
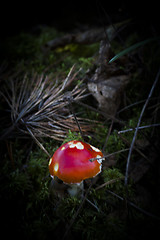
[49,140,104,195]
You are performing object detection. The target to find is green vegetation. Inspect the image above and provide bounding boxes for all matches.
[2,26,98,75]
[62,130,83,144]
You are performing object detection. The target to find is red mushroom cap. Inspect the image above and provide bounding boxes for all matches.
[49,140,103,184]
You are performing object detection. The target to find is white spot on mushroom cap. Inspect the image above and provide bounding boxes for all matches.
[68,141,84,150]
[99,164,102,173]
[90,144,101,152]
[49,158,52,166]
[96,155,103,164]
[54,163,59,172]
[61,146,65,151]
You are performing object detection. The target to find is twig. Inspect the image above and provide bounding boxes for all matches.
[65,91,84,140]
[125,67,160,186]
[89,148,129,162]
[26,125,51,158]
[119,130,150,162]
[75,100,125,125]
[60,64,75,92]
[118,123,160,134]
[86,198,100,212]
[102,119,114,153]
[106,189,160,220]
[95,177,124,191]
[117,97,158,114]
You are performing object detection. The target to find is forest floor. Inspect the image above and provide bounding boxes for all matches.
[0,8,160,240]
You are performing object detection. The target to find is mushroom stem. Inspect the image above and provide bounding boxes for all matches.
[67,181,84,197]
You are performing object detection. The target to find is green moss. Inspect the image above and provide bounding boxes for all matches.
[2,27,98,76]
[56,42,99,57]
[4,27,59,58]
[102,168,133,196]
[54,43,98,76]
[103,168,123,182]
[57,197,81,220]
[106,130,125,154]
[62,130,83,144]
[9,168,32,195]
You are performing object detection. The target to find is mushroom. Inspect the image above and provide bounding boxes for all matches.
[49,140,103,196]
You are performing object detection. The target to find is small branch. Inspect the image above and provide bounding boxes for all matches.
[61,64,75,92]
[119,131,150,162]
[64,92,84,141]
[86,198,100,212]
[89,148,129,162]
[118,97,159,115]
[118,123,160,134]
[45,28,106,50]
[102,119,114,153]
[95,177,124,191]
[124,67,160,186]
[106,189,160,220]
[75,100,125,125]
[26,125,51,158]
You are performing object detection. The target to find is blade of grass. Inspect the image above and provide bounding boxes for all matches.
[109,37,159,63]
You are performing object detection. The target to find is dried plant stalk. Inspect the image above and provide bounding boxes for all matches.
[0,66,90,142]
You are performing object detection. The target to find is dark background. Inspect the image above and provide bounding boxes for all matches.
[0,1,159,38]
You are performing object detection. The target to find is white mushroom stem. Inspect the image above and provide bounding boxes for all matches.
[67,181,84,197]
